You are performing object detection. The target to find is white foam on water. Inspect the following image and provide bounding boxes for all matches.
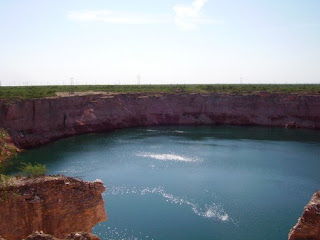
[107,186,231,223]
[146,129,185,134]
[172,130,185,133]
[148,164,156,169]
[192,204,229,222]
[137,152,200,162]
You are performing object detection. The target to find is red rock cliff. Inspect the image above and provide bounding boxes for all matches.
[288,191,320,240]
[0,176,107,240]
[0,93,319,148]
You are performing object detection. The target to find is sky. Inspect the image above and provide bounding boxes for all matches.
[0,0,320,86]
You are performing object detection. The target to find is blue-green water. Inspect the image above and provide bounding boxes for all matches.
[8,126,320,240]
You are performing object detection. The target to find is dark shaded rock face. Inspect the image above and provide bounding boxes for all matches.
[0,93,319,149]
[0,176,107,240]
[289,191,320,240]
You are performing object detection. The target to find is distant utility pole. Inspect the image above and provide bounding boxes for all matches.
[137,74,141,85]
[69,77,74,94]
[240,74,246,84]
[70,77,74,86]
[0,79,2,87]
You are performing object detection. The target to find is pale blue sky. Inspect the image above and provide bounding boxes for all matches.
[0,0,319,86]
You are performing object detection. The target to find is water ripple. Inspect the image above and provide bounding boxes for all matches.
[107,186,231,223]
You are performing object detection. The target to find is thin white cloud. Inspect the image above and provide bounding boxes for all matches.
[68,0,222,30]
[68,10,169,24]
[173,0,221,30]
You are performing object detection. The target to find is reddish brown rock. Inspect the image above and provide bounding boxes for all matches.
[0,176,107,240]
[24,232,58,240]
[285,121,298,129]
[289,191,320,240]
[0,93,319,149]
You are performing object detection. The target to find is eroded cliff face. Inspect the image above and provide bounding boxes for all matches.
[289,191,320,240]
[0,92,319,149]
[0,176,107,240]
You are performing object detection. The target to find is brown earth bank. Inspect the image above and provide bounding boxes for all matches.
[0,92,319,150]
[0,176,107,240]
[289,191,320,240]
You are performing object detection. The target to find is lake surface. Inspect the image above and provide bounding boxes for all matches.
[8,126,320,240]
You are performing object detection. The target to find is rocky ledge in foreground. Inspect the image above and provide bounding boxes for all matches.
[24,232,100,240]
[289,191,320,240]
[1,231,100,240]
[0,176,107,240]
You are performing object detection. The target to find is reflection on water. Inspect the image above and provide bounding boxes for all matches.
[6,125,320,240]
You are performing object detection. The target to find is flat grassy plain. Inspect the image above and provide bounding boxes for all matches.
[0,84,319,100]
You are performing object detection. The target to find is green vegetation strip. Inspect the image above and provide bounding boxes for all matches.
[0,84,319,100]
[0,162,47,201]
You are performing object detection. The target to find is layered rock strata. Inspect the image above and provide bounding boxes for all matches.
[0,93,319,149]
[289,191,320,240]
[0,176,107,240]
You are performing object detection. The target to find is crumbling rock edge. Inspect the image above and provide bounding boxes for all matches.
[288,191,320,240]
